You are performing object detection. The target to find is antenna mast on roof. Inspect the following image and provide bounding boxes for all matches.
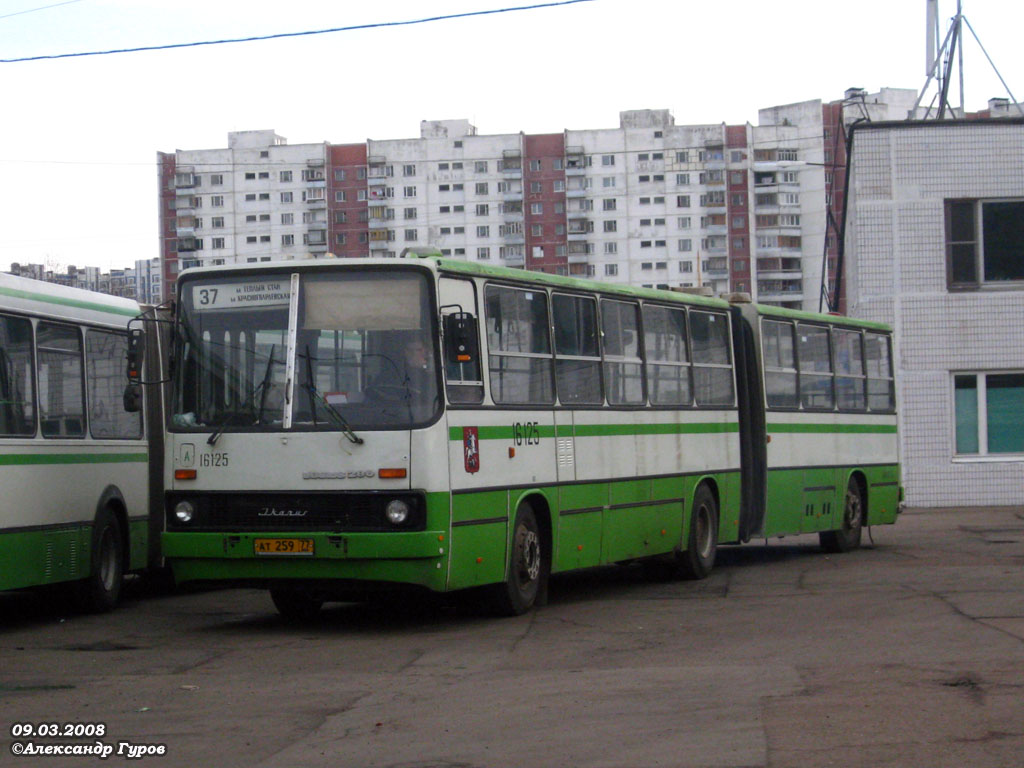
[913,0,1023,118]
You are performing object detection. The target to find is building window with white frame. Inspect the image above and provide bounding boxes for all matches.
[954,372,1024,456]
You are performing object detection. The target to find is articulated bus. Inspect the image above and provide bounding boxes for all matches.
[0,273,166,610]
[154,254,900,618]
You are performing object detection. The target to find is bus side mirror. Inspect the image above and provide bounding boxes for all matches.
[126,328,145,383]
[123,383,143,413]
[443,312,479,365]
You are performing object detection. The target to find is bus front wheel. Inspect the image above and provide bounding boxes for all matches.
[490,502,546,616]
[820,477,864,553]
[678,484,718,580]
[75,508,124,613]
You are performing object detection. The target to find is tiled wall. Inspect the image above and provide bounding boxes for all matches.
[848,123,1024,507]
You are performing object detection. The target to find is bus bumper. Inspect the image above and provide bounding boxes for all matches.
[161,530,449,591]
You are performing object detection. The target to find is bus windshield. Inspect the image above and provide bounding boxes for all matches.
[171,268,440,432]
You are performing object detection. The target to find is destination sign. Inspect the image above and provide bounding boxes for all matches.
[191,280,291,311]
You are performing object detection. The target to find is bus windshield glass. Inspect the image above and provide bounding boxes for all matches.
[171,268,440,432]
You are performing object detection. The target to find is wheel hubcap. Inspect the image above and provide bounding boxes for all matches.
[695,504,712,558]
[517,528,541,584]
[99,530,117,590]
[845,488,862,531]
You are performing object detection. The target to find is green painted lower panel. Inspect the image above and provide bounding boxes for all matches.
[162,530,449,591]
[169,553,449,591]
[0,525,91,591]
[762,464,901,538]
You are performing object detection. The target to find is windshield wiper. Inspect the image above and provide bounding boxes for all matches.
[207,345,279,447]
[255,344,278,426]
[302,345,363,445]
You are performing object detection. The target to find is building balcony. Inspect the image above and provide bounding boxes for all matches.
[502,189,523,201]
[367,174,389,186]
[502,211,524,223]
[566,187,588,198]
[503,252,525,265]
[174,171,197,189]
[704,224,727,235]
[308,242,328,253]
[565,164,586,176]
[568,252,590,264]
[501,165,523,178]
[367,155,387,166]
[501,233,526,244]
[369,240,389,251]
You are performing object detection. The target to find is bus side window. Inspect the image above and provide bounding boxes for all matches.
[761,319,797,408]
[443,312,483,404]
[36,322,86,438]
[0,313,36,436]
[690,310,734,407]
[797,323,834,410]
[552,294,602,405]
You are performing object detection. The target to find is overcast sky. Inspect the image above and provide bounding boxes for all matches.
[1,0,1021,274]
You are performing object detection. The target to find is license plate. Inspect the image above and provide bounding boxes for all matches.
[253,538,314,556]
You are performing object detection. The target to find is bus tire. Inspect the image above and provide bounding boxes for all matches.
[820,477,864,553]
[270,585,324,622]
[75,508,124,613]
[678,484,718,580]
[489,502,546,616]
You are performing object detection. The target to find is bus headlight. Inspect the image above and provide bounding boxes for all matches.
[385,499,410,525]
[174,500,196,524]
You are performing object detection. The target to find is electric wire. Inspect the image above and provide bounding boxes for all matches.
[0,0,594,63]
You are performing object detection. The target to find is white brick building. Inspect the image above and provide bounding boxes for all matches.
[845,118,1024,506]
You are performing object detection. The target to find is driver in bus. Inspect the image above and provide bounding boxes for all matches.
[368,336,438,420]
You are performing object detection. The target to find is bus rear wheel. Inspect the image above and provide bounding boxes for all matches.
[489,502,546,616]
[678,484,718,580]
[75,508,124,613]
[820,477,864,553]
[270,585,324,622]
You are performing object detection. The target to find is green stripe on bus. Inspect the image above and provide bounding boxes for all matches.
[449,422,738,441]
[767,423,897,434]
[0,285,138,318]
[0,452,148,466]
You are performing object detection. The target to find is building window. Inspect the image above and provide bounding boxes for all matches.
[676,195,690,208]
[281,192,293,203]
[477,225,490,238]
[605,264,618,276]
[603,220,618,233]
[281,234,294,246]
[475,161,488,173]
[946,199,1024,288]
[954,373,1024,456]
[477,247,490,260]
[476,182,489,195]
[604,242,617,255]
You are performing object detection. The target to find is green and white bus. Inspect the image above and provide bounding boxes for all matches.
[157,255,900,618]
[0,273,166,610]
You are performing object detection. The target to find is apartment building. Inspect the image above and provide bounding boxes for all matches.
[155,91,914,310]
[845,115,1024,506]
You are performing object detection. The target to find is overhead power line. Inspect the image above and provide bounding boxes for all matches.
[0,0,83,22]
[1,0,594,63]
